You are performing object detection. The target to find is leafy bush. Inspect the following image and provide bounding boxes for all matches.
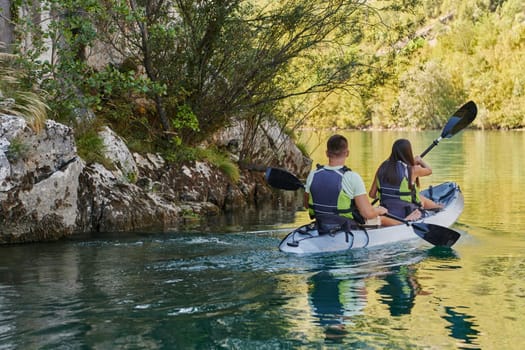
[75,121,113,169]
[394,61,466,129]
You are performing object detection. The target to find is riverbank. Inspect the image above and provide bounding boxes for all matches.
[0,115,311,243]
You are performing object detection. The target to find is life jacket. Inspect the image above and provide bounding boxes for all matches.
[377,161,421,217]
[308,165,364,226]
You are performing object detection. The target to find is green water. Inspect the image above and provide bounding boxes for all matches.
[0,130,524,349]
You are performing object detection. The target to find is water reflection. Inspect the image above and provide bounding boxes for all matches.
[377,265,420,316]
[427,246,461,260]
[0,227,515,348]
[308,270,366,342]
[303,246,428,345]
[444,306,480,348]
[424,248,481,348]
[0,243,84,349]
[302,244,483,347]
[0,130,523,348]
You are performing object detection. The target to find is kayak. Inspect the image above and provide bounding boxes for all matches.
[278,181,463,254]
[268,101,476,254]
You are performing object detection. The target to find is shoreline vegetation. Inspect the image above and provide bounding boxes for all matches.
[0,1,523,164]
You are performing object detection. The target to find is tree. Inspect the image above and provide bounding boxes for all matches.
[13,0,421,159]
[0,0,14,52]
[394,60,466,129]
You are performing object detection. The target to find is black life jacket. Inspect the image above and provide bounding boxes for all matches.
[377,161,421,217]
[308,165,365,227]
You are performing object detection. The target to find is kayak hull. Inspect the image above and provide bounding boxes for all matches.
[278,182,463,254]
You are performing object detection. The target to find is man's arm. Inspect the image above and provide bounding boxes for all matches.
[354,194,387,219]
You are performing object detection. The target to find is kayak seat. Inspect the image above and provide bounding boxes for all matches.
[317,222,344,235]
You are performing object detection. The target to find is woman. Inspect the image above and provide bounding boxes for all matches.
[369,139,442,226]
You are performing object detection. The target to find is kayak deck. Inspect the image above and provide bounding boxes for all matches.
[279,182,463,254]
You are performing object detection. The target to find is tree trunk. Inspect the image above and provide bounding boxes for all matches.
[0,0,14,52]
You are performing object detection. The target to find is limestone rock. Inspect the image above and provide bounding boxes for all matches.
[99,126,138,180]
[211,119,312,178]
[0,114,306,244]
[0,115,82,242]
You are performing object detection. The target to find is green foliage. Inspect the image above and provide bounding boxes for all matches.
[179,208,201,222]
[13,0,162,126]
[335,0,525,130]
[394,60,466,129]
[0,52,48,132]
[5,137,30,162]
[9,0,525,160]
[203,149,241,183]
[275,0,424,130]
[163,145,239,183]
[86,0,420,150]
[125,171,137,184]
[75,121,113,168]
[295,142,309,158]
[169,104,200,146]
[424,0,525,129]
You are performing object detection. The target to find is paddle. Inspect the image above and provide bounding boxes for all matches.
[265,167,304,191]
[420,101,477,157]
[384,213,460,248]
[368,100,477,206]
[266,101,477,190]
[265,167,461,248]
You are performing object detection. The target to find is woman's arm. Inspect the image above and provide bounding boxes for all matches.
[369,170,379,199]
[412,156,433,178]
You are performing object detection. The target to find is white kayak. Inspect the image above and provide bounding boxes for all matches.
[279,182,463,254]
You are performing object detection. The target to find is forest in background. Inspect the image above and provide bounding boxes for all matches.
[305,0,525,131]
[1,0,524,167]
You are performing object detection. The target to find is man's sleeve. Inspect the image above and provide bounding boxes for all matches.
[343,172,366,198]
[304,171,314,193]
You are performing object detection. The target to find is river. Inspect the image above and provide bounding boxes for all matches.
[0,130,524,349]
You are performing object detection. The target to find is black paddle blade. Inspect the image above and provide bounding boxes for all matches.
[265,167,305,191]
[412,222,461,248]
[441,101,477,139]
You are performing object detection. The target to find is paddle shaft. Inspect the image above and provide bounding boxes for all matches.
[384,213,411,226]
[419,101,477,158]
[420,136,442,158]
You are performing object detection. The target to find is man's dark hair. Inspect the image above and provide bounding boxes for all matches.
[327,134,348,157]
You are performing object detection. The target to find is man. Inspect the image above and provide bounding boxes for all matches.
[304,134,387,232]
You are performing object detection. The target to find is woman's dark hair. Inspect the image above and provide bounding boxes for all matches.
[326,134,348,157]
[378,138,419,188]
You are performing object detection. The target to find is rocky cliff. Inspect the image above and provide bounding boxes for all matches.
[0,115,311,243]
